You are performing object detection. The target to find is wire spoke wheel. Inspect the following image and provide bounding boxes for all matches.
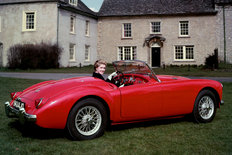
[66,98,107,140]
[75,106,102,136]
[193,90,217,123]
[198,96,214,120]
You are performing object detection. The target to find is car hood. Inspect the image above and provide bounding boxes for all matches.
[19,77,104,101]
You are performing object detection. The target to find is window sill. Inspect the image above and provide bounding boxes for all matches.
[174,60,195,62]
[150,33,162,35]
[22,29,36,32]
[178,36,190,38]
[69,60,77,63]
[121,37,133,40]
[70,32,76,35]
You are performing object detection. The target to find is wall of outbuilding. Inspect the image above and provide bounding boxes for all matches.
[58,9,98,67]
[0,2,58,67]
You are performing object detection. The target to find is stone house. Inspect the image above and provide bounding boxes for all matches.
[0,0,98,67]
[0,0,231,68]
[97,0,230,67]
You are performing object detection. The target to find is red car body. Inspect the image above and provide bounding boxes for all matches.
[5,60,223,140]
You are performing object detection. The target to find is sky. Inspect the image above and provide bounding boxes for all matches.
[81,0,104,12]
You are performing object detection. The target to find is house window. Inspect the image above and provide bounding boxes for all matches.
[85,20,90,36]
[122,23,132,38]
[151,22,161,34]
[118,46,137,60]
[174,45,194,61]
[85,45,90,61]
[69,0,77,6]
[70,16,75,34]
[69,43,76,61]
[22,11,36,31]
[179,21,189,36]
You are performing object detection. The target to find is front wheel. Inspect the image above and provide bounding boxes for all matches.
[193,90,217,123]
[66,98,108,140]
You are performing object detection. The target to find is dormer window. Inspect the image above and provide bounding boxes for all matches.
[69,0,77,6]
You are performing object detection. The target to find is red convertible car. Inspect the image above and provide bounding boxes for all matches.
[5,60,223,140]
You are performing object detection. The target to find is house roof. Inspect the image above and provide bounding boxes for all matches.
[0,0,97,18]
[59,0,97,18]
[98,0,217,17]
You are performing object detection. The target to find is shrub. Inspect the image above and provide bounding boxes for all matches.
[7,43,62,69]
[204,49,219,69]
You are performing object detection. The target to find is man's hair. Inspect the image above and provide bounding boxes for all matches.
[94,59,107,71]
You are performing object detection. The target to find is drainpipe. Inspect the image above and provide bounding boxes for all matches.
[57,3,60,46]
[223,5,226,63]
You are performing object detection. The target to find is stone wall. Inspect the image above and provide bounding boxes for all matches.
[98,15,216,66]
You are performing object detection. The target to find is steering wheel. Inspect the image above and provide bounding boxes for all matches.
[112,71,124,86]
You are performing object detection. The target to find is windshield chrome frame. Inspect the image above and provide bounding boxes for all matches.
[112,60,161,83]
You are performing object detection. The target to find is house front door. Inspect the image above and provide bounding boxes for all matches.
[151,47,160,67]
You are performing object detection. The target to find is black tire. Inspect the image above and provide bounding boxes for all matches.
[193,90,217,123]
[66,98,108,140]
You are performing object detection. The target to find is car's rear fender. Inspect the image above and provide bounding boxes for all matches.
[34,86,118,129]
[69,95,111,125]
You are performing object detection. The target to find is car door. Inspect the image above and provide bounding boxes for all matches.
[161,81,196,116]
[120,81,163,119]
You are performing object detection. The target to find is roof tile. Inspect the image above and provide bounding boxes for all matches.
[98,0,217,16]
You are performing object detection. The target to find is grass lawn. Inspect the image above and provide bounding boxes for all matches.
[0,77,232,154]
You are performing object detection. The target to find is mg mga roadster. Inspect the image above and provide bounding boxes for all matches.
[5,60,223,140]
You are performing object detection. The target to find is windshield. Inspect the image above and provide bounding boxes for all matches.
[112,60,160,82]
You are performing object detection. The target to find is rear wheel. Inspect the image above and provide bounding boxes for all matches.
[193,90,217,123]
[66,98,108,140]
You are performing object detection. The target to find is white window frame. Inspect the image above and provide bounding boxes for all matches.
[69,43,76,61]
[150,21,161,34]
[85,45,90,61]
[174,45,194,61]
[122,23,132,38]
[179,21,189,37]
[22,11,36,32]
[69,0,78,6]
[118,46,137,60]
[70,15,76,34]
[85,20,90,36]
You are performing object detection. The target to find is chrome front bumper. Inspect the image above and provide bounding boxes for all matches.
[5,101,37,124]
